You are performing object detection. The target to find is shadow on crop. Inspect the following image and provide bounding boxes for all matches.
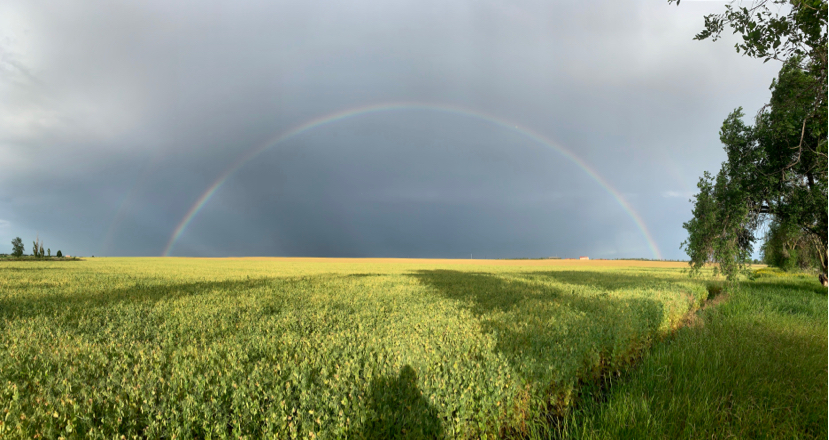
[517,270,688,292]
[0,276,293,322]
[0,265,66,271]
[410,270,668,416]
[355,365,444,440]
[411,269,667,322]
[0,271,394,324]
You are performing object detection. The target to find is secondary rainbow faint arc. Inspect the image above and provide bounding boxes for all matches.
[162,102,663,259]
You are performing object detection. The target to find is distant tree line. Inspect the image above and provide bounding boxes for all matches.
[9,236,63,259]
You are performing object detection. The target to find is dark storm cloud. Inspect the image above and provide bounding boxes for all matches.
[1,0,781,259]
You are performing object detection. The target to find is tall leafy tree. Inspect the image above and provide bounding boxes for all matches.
[11,237,24,258]
[674,0,827,279]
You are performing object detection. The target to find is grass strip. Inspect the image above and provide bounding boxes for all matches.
[556,271,828,440]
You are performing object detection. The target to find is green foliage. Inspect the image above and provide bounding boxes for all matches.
[676,0,827,279]
[560,271,827,439]
[682,165,756,281]
[10,237,23,258]
[683,57,827,279]
[670,0,827,64]
[761,219,824,271]
[0,258,706,439]
[56,250,62,258]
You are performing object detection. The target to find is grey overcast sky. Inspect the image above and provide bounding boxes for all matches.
[1,0,781,259]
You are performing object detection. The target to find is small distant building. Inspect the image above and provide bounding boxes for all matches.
[579,256,589,260]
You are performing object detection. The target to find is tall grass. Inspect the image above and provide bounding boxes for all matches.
[558,270,827,439]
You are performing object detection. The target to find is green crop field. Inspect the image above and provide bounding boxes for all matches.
[0,257,737,438]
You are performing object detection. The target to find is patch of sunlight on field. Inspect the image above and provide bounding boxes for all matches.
[0,257,707,439]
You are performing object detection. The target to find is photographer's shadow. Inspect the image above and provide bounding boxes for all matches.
[355,365,444,440]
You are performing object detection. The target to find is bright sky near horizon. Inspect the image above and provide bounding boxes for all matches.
[0,0,780,259]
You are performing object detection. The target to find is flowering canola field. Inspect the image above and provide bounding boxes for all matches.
[0,258,706,439]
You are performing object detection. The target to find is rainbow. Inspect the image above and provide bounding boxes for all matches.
[162,102,662,259]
